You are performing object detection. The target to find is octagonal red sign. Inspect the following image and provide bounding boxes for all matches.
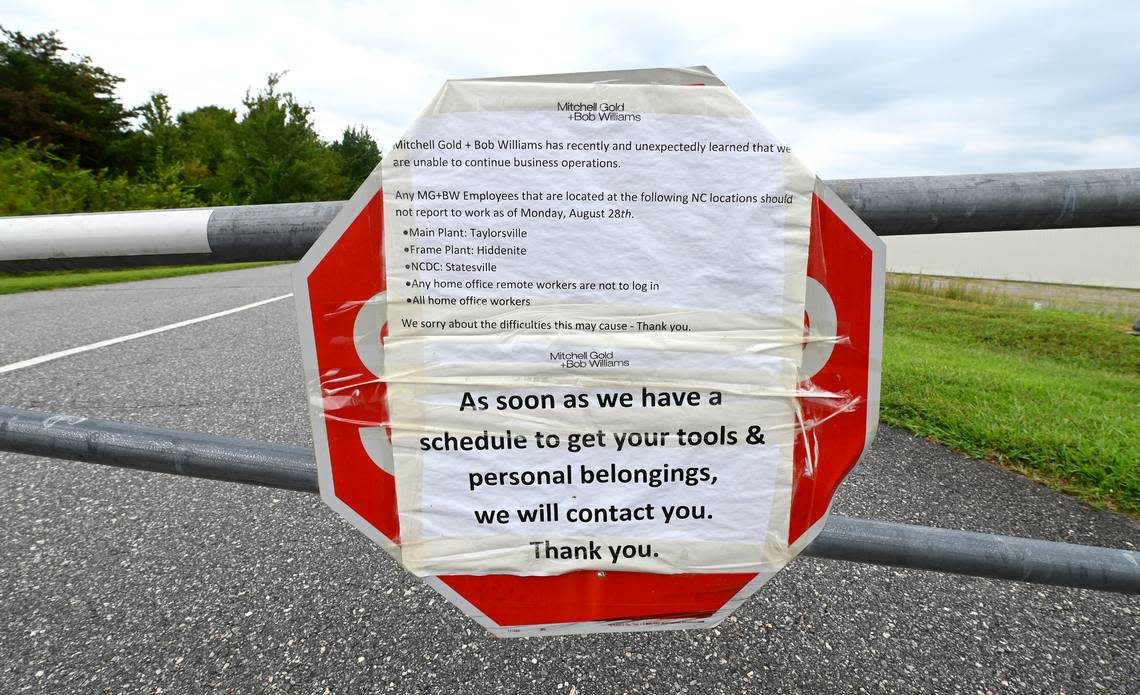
[295,68,884,637]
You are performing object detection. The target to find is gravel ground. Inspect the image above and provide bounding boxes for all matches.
[0,265,1136,694]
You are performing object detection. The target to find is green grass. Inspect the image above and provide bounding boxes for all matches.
[887,272,1140,321]
[887,272,1005,304]
[882,288,1139,513]
[0,262,287,295]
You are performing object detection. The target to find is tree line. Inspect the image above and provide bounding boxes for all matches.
[0,27,381,215]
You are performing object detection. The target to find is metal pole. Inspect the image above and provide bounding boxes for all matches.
[2,168,1138,270]
[0,406,314,492]
[830,168,1140,236]
[807,516,1140,593]
[1,406,1137,595]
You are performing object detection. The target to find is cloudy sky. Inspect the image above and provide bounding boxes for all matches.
[4,0,1137,179]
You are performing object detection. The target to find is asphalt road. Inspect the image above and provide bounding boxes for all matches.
[0,264,1136,694]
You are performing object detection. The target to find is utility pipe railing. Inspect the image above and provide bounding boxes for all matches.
[1,406,1136,595]
[1,169,1138,592]
[1,168,1138,270]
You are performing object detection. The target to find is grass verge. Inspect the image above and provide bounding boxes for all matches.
[887,272,1139,321]
[882,288,1139,514]
[0,262,287,295]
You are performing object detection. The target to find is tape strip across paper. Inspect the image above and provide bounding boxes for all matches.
[379,72,823,577]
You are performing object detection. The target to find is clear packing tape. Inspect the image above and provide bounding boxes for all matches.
[309,310,860,576]
[299,66,883,586]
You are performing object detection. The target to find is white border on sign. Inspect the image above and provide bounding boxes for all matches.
[416,180,887,640]
[814,180,886,455]
[425,571,783,638]
[783,180,888,560]
[293,70,887,639]
[293,166,403,560]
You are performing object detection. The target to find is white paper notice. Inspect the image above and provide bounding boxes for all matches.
[381,79,814,576]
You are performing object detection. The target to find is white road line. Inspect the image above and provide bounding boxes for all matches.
[0,293,293,376]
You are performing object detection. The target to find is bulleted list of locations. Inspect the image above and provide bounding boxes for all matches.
[381,93,814,576]
[385,109,802,353]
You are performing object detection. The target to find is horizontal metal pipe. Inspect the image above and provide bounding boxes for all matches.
[0,406,1137,594]
[1,168,1137,270]
[806,516,1139,594]
[0,406,315,493]
[830,168,1140,235]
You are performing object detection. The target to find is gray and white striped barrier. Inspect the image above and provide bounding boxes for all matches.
[0,201,344,271]
[2,168,1138,270]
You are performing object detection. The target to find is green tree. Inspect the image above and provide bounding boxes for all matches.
[2,30,381,211]
[136,92,178,171]
[330,125,381,196]
[178,105,237,172]
[175,104,239,203]
[219,73,344,204]
[0,143,199,215]
[0,27,136,170]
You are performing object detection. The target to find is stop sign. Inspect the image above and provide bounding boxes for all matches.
[295,70,884,637]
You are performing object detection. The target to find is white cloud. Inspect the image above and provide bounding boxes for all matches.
[3,0,1136,178]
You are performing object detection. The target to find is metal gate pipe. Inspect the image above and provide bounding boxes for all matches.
[0,406,315,492]
[2,168,1138,270]
[2,406,1137,594]
[829,167,1140,236]
[809,516,1139,593]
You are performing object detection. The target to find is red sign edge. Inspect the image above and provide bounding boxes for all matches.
[293,171,886,638]
[293,169,402,558]
[787,180,887,557]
